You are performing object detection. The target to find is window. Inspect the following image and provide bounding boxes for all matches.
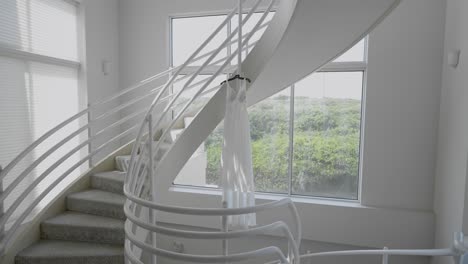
[170,13,366,200]
[0,0,84,222]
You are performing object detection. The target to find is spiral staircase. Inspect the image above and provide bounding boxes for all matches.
[0,0,403,263]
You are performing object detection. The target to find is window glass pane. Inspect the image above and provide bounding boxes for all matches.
[174,88,290,194]
[292,72,363,199]
[333,38,366,62]
[249,88,290,193]
[172,15,228,66]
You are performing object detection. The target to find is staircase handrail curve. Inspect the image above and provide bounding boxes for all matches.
[0,18,268,183]
[124,203,300,262]
[0,107,147,206]
[128,0,272,194]
[125,218,301,263]
[125,1,247,183]
[124,221,289,264]
[124,184,301,247]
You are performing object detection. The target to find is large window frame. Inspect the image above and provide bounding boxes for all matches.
[169,11,368,202]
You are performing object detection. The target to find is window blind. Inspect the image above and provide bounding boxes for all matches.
[0,0,84,226]
[0,0,79,61]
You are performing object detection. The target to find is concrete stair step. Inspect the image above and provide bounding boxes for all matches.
[168,129,184,143]
[184,117,194,127]
[91,171,125,194]
[15,240,123,264]
[67,189,125,220]
[41,212,124,245]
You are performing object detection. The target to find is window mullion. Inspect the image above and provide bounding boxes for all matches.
[227,19,232,65]
[288,85,295,196]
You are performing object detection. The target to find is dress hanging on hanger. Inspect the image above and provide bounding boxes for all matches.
[221,75,256,229]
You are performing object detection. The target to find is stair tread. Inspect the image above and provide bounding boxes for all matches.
[68,189,125,206]
[16,240,123,258]
[92,171,125,183]
[43,211,124,230]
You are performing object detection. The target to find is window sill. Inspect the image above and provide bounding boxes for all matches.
[169,185,361,208]
[157,185,434,249]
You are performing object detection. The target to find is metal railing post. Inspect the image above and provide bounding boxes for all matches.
[222,201,229,263]
[382,247,389,264]
[87,103,93,168]
[147,115,157,264]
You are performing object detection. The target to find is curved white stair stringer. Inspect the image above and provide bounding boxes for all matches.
[245,0,402,106]
[154,0,402,192]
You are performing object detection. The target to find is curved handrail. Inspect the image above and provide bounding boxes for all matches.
[125,221,289,264]
[0,124,140,244]
[124,203,300,262]
[300,248,455,259]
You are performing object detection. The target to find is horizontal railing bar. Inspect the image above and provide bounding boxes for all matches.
[300,248,455,259]
[124,189,292,215]
[125,204,289,240]
[0,108,88,181]
[125,203,300,262]
[0,108,147,205]
[0,120,142,227]
[125,241,145,264]
[124,221,288,264]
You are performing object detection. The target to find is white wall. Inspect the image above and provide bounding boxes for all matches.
[362,0,446,211]
[432,0,468,263]
[81,0,121,164]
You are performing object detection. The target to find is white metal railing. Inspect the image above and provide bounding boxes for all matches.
[122,0,305,263]
[300,232,468,264]
[0,1,270,254]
